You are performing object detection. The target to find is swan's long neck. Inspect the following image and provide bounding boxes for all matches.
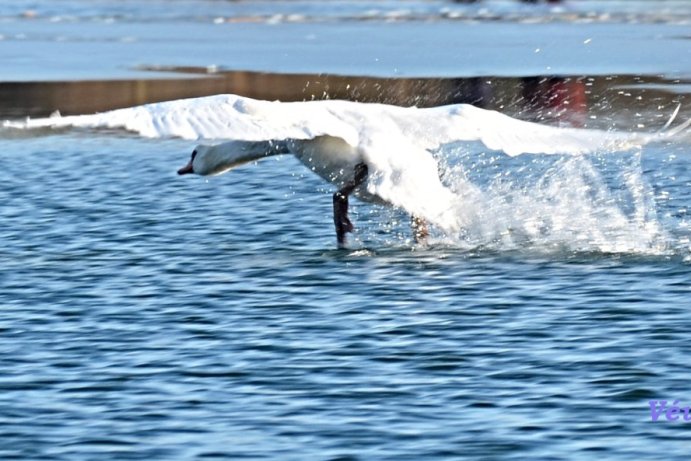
[198,140,290,175]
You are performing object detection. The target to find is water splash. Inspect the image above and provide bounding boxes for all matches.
[428,146,668,255]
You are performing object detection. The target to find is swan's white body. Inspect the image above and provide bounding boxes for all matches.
[5,94,688,240]
[185,134,450,211]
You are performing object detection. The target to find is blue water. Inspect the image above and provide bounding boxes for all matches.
[3,0,691,459]
[1,130,691,460]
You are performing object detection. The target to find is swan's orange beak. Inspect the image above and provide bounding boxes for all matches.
[177,161,194,175]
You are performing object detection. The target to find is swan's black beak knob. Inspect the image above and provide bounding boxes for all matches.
[177,161,194,175]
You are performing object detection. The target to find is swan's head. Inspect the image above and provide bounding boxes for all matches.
[177,144,236,177]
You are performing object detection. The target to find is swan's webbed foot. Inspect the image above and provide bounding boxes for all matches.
[333,162,368,248]
[412,216,429,244]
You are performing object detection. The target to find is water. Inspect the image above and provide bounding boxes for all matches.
[1,129,691,460]
[3,0,691,459]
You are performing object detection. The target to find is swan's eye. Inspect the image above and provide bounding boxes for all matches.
[191,150,198,160]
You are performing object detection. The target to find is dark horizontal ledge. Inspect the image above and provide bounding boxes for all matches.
[1,68,688,129]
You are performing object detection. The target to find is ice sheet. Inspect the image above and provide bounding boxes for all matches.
[0,1,689,81]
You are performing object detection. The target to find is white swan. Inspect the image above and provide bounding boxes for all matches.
[175,135,444,245]
[5,94,688,247]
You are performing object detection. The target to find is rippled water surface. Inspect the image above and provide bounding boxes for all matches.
[2,132,691,460]
[3,0,691,458]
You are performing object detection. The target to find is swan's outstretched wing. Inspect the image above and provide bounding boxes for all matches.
[5,93,686,157]
[396,103,690,156]
[3,94,360,146]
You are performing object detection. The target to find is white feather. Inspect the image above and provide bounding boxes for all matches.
[8,93,686,153]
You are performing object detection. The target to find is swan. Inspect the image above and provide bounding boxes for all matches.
[5,94,688,247]
[175,136,438,246]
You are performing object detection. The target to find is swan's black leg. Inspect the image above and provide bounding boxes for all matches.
[411,216,429,244]
[333,162,368,248]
